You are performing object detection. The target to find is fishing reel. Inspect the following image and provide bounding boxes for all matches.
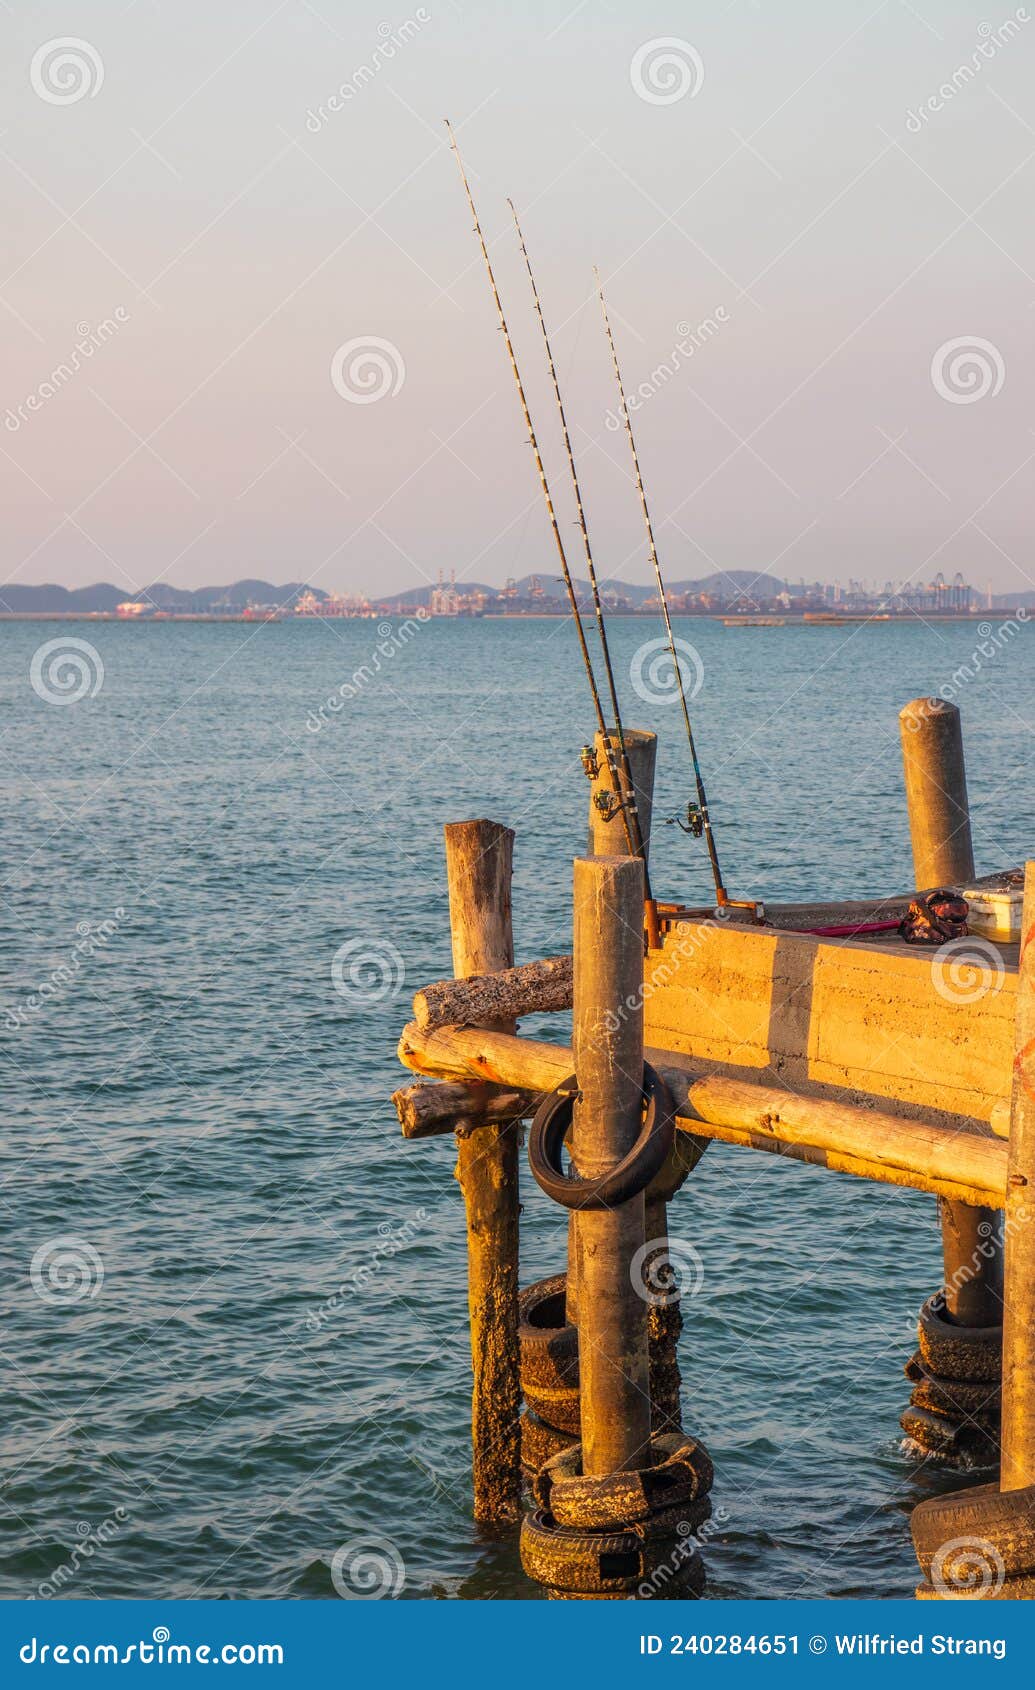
[667,801,705,838]
[593,789,634,824]
[579,745,600,780]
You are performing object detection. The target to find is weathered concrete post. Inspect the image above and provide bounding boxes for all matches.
[444,819,521,1521]
[900,696,975,894]
[910,859,1035,1595]
[571,853,653,1474]
[899,697,1002,1332]
[585,725,689,1425]
[1000,859,1035,1492]
[572,728,658,1332]
[586,727,656,861]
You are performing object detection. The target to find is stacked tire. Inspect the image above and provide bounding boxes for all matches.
[519,1276,580,1478]
[901,1295,1001,1468]
[518,1273,684,1481]
[521,1432,713,1599]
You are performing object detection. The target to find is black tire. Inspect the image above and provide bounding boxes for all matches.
[522,1381,581,1433]
[909,1372,999,1428]
[549,1553,705,1600]
[912,1481,1035,1579]
[520,1507,706,1595]
[520,1410,576,1476]
[900,1405,999,1467]
[536,1432,713,1528]
[528,1065,675,1211]
[519,1276,578,1392]
[918,1295,1001,1382]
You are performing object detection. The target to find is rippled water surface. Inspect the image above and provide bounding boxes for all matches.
[1,613,1031,1600]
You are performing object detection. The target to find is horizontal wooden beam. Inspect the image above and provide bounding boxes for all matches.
[391,1078,538,1139]
[397,1021,1006,1208]
[412,954,572,1031]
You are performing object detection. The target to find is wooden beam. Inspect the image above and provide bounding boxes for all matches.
[397,1021,1006,1207]
[391,1079,537,1139]
[412,954,572,1032]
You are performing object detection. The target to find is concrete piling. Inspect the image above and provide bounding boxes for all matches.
[570,854,654,1474]
[910,858,1035,1596]
[1000,859,1035,1492]
[899,697,1002,1464]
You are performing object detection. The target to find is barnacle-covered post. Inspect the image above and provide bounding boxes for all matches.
[899,696,1002,1462]
[444,818,521,1521]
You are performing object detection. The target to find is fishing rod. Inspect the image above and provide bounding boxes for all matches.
[595,269,758,919]
[507,198,655,897]
[444,121,659,942]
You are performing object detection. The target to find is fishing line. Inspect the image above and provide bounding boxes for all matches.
[595,267,736,912]
[444,121,653,909]
[507,199,653,889]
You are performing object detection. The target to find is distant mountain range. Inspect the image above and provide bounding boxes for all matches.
[0,580,319,614]
[0,571,790,615]
[383,571,791,608]
[4,572,1025,614]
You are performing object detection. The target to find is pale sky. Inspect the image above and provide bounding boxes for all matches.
[1,0,1033,598]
